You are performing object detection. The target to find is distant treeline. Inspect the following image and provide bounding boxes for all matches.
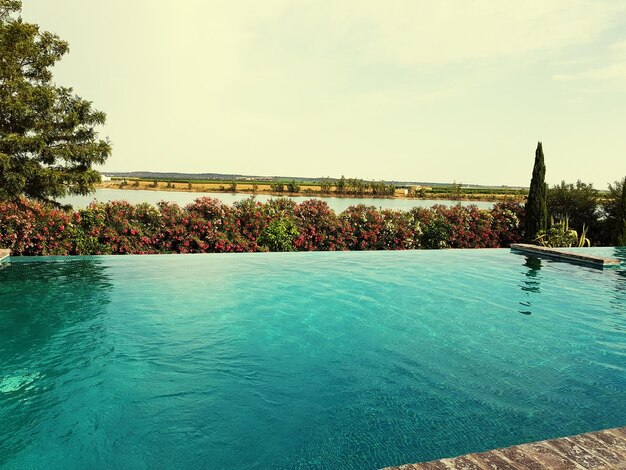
[106,172,527,192]
[427,186,527,196]
[112,175,526,198]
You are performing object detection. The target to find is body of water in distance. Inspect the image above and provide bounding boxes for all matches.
[60,188,496,212]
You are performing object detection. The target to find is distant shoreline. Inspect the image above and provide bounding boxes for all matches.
[97,181,524,204]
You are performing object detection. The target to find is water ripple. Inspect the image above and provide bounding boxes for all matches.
[1,249,625,469]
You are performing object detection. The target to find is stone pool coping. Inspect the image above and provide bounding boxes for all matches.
[510,243,620,269]
[383,426,626,469]
[0,249,9,263]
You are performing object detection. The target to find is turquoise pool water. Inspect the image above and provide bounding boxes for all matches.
[1,248,625,469]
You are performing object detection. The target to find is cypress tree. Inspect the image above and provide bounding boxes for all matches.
[615,176,626,245]
[525,142,547,242]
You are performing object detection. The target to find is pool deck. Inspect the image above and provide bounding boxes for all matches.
[0,249,9,263]
[510,243,620,269]
[383,426,626,469]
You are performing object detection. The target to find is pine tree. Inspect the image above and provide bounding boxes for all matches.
[0,1,111,206]
[525,142,547,242]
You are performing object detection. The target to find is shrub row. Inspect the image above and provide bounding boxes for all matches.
[0,198,525,255]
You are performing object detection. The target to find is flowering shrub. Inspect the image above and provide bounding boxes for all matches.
[377,209,420,250]
[232,197,270,251]
[293,199,348,251]
[339,204,421,250]
[490,202,525,246]
[431,205,497,248]
[0,198,525,255]
[340,205,387,250]
[183,198,247,253]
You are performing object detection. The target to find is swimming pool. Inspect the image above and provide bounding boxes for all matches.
[1,248,625,469]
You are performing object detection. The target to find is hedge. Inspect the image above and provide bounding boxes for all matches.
[0,197,524,255]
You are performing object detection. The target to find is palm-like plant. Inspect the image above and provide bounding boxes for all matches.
[534,216,590,248]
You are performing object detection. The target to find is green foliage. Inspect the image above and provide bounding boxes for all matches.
[618,182,626,245]
[257,217,299,252]
[426,186,526,196]
[269,182,284,192]
[369,180,395,196]
[421,215,452,249]
[263,197,296,216]
[578,224,591,247]
[252,182,258,192]
[228,181,237,192]
[604,177,626,245]
[408,187,427,198]
[328,177,396,196]
[525,142,547,242]
[547,180,598,234]
[336,175,346,194]
[319,177,333,194]
[286,180,300,192]
[449,181,462,200]
[0,1,111,205]
[535,217,590,248]
[346,178,367,195]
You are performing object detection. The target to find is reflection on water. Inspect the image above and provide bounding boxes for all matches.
[610,247,626,314]
[515,247,626,318]
[518,256,542,315]
[611,246,626,261]
[0,259,112,353]
[0,259,113,464]
[0,250,625,469]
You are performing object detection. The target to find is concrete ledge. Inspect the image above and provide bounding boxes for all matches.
[510,243,620,269]
[384,426,626,469]
[0,249,10,263]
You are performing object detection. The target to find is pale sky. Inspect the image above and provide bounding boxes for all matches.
[23,1,626,188]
